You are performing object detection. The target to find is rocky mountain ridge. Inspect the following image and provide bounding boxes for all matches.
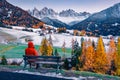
[28,7,91,24]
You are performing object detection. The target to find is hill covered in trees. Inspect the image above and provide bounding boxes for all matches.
[0,0,43,27]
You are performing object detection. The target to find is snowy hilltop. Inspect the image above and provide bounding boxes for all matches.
[0,27,110,51]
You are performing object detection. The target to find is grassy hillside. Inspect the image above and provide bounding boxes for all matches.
[0,44,72,58]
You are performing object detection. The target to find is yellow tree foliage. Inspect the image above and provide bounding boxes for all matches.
[83,39,95,71]
[80,40,86,61]
[73,30,78,36]
[107,39,117,75]
[57,27,66,33]
[39,38,53,56]
[79,40,87,69]
[93,36,108,74]
[32,22,44,28]
[47,43,53,56]
[80,30,86,36]
[116,37,120,76]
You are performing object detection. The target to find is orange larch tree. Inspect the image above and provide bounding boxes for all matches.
[82,39,95,71]
[93,36,108,74]
[116,37,120,76]
[79,39,87,69]
[39,37,53,56]
[107,39,117,75]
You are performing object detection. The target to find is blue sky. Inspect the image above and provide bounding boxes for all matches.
[7,0,120,13]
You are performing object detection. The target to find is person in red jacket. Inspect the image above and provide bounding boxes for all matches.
[25,41,39,68]
[25,41,39,56]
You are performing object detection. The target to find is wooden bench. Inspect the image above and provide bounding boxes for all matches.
[23,55,64,73]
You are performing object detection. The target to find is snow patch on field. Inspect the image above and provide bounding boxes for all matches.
[0,27,110,49]
[14,70,78,80]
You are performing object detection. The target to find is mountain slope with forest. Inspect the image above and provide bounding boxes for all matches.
[72,3,120,36]
[0,0,43,28]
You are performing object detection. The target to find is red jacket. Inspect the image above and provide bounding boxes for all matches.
[25,41,38,56]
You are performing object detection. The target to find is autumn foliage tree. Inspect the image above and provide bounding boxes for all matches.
[82,39,95,71]
[93,36,108,74]
[79,39,87,69]
[116,37,120,76]
[71,38,75,56]
[39,37,53,56]
[80,30,86,36]
[107,39,117,75]
[73,30,78,36]
[57,27,66,33]
[32,22,44,28]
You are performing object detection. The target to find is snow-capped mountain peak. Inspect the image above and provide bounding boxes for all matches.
[29,7,91,25]
[59,9,79,17]
[39,7,57,18]
[32,7,40,18]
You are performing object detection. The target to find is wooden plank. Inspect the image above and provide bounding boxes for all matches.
[23,55,61,59]
[35,61,64,65]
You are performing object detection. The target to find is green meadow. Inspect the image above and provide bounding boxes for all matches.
[0,44,72,58]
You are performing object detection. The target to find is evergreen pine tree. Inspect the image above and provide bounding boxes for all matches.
[63,58,70,70]
[54,49,59,56]
[1,55,7,65]
[71,39,81,70]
